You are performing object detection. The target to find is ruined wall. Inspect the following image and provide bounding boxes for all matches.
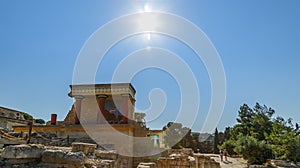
[0,143,122,168]
[63,104,75,125]
[157,149,220,168]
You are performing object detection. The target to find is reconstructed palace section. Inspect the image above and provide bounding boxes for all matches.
[65,83,136,125]
[13,83,150,167]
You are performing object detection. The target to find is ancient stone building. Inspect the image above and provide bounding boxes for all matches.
[13,83,152,167]
[0,106,28,131]
[66,83,136,125]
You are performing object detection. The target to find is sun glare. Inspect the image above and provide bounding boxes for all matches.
[143,3,151,12]
[147,33,151,41]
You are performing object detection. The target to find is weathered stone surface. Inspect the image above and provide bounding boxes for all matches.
[2,144,45,159]
[157,150,220,168]
[270,159,291,167]
[137,165,150,168]
[71,142,96,156]
[137,162,156,168]
[248,165,267,168]
[5,158,37,164]
[95,150,118,160]
[41,149,85,165]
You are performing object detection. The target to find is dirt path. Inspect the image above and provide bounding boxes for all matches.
[202,154,248,168]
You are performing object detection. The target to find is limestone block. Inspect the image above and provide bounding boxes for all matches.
[248,165,267,168]
[211,162,221,168]
[95,150,118,160]
[138,162,156,168]
[270,160,291,167]
[41,149,85,165]
[137,165,150,168]
[2,144,45,159]
[101,159,115,167]
[71,142,97,156]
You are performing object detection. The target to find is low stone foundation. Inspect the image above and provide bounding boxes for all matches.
[156,151,220,168]
[72,142,97,156]
[0,145,223,168]
[0,143,121,168]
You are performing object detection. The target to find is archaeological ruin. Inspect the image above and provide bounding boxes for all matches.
[0,83,223,167]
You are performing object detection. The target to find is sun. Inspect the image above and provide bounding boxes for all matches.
[143,3,151,12]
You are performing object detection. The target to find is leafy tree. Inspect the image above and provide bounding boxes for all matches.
[234,134,273,165]
[231,103,274,141]
[191,133,200,152]
[221,102,300,164]
[199,140,214,153]
[234,104,254,137]
[265,117,296,159]
[219,139,236,155]
[23,113,33,120]
[34,118,45,124]
[250,103,274,140]
[286,135,300,162]
[181,127,194,148]
[217,127,232,147]
[223,127,231,141]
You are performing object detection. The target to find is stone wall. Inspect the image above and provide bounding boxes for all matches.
[63,104,76,125]
[156,149,220,168]
[0,143,122,168]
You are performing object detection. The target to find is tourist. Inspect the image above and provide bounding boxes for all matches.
[223,149,228,161]
[219,149,223,162]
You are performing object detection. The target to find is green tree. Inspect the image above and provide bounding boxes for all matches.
[181,127,194,148]
[191,133,200,152]
[286,135,300,162]
[234,104,254,137]
[234,135,273,165]
[230,103,274,141]
[265,117,296,159]
[34,118,45,124]
[250,103,274,140]
[219,139,236,155]
[222,102,300,164]
[224,127,231,141]
[23,113,33,120]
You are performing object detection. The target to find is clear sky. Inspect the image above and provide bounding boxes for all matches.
[0,1,299,133]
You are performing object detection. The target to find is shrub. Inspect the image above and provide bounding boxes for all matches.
[234,135,273,165]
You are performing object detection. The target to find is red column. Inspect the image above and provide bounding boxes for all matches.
[96,95,107,124]
[74,96,84,125]
[51,114,57,125]
[121,94,130,123]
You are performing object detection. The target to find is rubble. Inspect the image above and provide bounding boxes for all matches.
[0,143,119,168]
[2,144,45,159]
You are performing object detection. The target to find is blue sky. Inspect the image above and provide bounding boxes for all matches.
[0,1,299,133]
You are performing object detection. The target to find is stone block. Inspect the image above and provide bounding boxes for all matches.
[71,142,96,156]
[41,149,85,165]
[95,150,118,160]
[138,162,156,168]
[270,160,291,167]
[2,144,45,159]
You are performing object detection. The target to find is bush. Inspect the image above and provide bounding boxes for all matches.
[286,135,300,162]
[23,113,33,120]
[34,118,45,125]
[234,135,273,165]
[219,139,236,155]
